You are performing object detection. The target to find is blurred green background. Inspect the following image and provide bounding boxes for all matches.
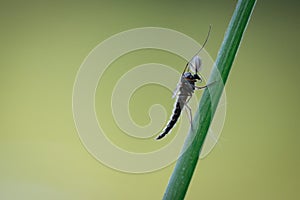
[0,0,299,199]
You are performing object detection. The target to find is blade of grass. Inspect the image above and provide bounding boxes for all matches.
[162,0,256,199]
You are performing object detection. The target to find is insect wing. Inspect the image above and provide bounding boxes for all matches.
[172,77,182,98]
[188,56,202,73]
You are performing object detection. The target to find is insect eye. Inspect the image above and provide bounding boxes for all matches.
[193,74,201,80]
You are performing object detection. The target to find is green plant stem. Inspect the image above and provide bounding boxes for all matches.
[162,0,256,199]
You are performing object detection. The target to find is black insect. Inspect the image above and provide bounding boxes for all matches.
[156,26,213,140]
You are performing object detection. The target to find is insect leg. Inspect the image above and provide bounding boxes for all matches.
[195,80,217,90]
[183,96,193,128]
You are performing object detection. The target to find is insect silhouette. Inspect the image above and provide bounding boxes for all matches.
[156,26,214,140]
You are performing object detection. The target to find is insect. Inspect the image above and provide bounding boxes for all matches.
[156,26,214,140]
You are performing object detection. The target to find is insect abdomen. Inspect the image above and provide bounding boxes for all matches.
[156,100,183,140]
